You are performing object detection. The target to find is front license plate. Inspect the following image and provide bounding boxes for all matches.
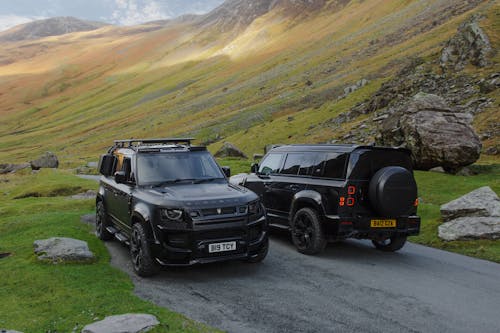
[209,241,236,253]
[371,219,397,228]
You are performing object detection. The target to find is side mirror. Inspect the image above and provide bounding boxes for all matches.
[251,163,259,174]
[98,154,116,176]
[115,171,127,184]
[221,166,231,178]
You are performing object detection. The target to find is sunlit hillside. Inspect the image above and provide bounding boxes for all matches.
[0,0,498,165]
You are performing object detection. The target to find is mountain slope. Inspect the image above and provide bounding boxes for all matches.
[0,17,109,42]
[0,0,498,164]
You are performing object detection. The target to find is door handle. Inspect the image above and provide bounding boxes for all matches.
[289,185,300,191]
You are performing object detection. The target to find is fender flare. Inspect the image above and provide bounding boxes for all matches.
[290,190,325,219]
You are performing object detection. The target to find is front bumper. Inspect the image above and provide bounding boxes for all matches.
[152,214,268,266]
[324,215,421,240]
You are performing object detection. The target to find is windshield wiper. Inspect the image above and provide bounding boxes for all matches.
[152,179,197,187]
[193,177,223,184]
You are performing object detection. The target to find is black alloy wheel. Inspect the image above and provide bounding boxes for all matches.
[130,223,159,277]
[372,235,407,252]
[96,201,113,241]
[291,208,327,255]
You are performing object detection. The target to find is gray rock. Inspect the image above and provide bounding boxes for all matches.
[81,214,96,225]
[34,237,94,263]
[440,186,500,222]
[429,167,445,173]
[71,190,97,200]
[81,314,159,333]
[377,93,481,172]
[0,330,24,333]
[438,217,500,241]
[30,152,59,170]
[0,163,30,174]
[214,142,248,159]
[87,161,98,168]
[440,14,492,70]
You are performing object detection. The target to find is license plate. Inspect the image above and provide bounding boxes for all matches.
[209,241,236,253]
[371,219,396,228]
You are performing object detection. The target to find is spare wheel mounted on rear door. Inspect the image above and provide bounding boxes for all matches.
[369,166,417,217]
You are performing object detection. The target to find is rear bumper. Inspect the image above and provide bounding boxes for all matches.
[152,215,268,266]
[324,215,420,240]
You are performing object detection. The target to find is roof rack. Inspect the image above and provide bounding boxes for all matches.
[113,138,195,149]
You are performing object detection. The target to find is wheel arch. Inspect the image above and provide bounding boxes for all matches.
[290,190,325,219]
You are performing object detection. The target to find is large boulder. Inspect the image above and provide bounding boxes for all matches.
[81,314,159,333]
[0,163,30,174]
[214,142,247,159]
[440,14,492,71]
[438,187,500,241]
[33,237,94,263]
[377,93,481,172]
[30,152,59,170]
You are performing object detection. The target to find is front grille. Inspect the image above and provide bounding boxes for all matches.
[201,206,237,216]
[196,227,245,241]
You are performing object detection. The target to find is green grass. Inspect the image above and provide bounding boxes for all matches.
[0,170,218,333]
[410,160,500,263]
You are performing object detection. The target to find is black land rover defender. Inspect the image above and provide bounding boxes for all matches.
[96,138,268,276]
[230,144,420,255]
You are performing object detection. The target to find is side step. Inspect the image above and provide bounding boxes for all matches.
[105,226,130,246]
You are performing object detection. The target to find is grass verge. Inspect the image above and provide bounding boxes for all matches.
[0,169,218,333]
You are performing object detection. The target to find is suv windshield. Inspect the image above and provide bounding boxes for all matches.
[137,151,224,185]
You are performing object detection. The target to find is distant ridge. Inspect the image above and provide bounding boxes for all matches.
[0,17,109,42]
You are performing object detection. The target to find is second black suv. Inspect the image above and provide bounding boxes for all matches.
[96,138,268,276]
[230,144,420,254]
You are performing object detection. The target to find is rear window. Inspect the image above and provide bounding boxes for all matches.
[280,153,318,176]
[347,149,413,179]
[313,153,348,179]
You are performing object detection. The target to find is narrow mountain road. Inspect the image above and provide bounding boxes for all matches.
[104,231,500,333]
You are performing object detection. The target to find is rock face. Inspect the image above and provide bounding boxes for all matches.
[81,314,159,333]
[440,14,492,71]
[438,187,500,241]
[30,152,59,170]
[214,142,248,159]
[33,237,94,263]
[377,93,481,172]
[0,163,30,174]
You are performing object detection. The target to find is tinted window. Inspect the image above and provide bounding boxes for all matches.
[314,153,347,179]
[348,150,412,179]
[137,151,224,185]
[280,153,318,176]
[258,153,283,175]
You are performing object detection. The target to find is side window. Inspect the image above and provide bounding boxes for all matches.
[258,153,283,175]
[313,153,348,179]
[280,153,318,176]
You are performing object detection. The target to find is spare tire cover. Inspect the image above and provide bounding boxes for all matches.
[369,166,417,217]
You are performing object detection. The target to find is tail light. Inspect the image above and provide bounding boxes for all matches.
[414,198,419,207]
[340,185,357,207]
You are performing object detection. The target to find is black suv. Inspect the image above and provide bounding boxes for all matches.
[96,138,268,276]
[230,144,420,254]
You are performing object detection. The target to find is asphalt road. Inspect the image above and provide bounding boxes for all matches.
[103,230,500,333]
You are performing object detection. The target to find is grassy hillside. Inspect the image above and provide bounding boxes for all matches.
[0,0,497,166]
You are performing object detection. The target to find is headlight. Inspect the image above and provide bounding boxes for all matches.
[160,208,183,221]
[248,200,262,215]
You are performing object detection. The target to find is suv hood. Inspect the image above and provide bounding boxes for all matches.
[144,182,257,207]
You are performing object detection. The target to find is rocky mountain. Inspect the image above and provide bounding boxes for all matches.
[0,0,497,166]
[0,17,108,42]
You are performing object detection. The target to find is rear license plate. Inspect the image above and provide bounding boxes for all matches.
[209,241,236,253]
[371,219,397,228]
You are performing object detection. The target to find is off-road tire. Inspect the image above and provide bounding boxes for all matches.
[96,201,113,241]
[291,208,327,255]
[245,237,269,263]
[130,223,160,277]
[372,235,407,252]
